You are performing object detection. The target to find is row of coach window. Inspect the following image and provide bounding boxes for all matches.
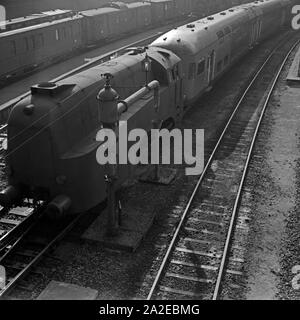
[9,26,76,55]
[188,54,229,80]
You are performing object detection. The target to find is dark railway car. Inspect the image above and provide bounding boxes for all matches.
[190,0,213,17]
[127,2,152,30]
[80,2,152,45]
[0,16,83,81]
[174,0,192,17]
[107,2,136,35]
[0,9,75,33]
[149,0,176,25]
[81,7,121,44]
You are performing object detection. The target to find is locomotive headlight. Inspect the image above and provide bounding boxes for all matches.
[56,175,67,185]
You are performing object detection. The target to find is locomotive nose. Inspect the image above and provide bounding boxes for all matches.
[7,94,57,196]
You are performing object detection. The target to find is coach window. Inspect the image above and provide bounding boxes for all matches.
[55,29,60,41]
[174,64,180,79]
[36,34,44,49]
[39,34,44,47]
[188,63,196,80]
[10,41,16,55]
[31,35,35,49]
[217,60,222,73]
[171,69,176,81]
[197,59,205,75]
[63,27,67,39]
[24,37,29,51]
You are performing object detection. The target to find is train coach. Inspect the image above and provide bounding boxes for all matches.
[0,9,75,34]
[81,2,152,45]
[0,16,83,82]
[2,0,298,215]
[0,0,255,84]
[150,0,296,105]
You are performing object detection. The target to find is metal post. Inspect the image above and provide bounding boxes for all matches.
[97,74,121,237]
[105,122,120,237]
[152,85,161,181]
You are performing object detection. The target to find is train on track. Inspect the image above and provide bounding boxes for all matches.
[1,0,298,216]
[0,9,75,33]
[0,0,252,85]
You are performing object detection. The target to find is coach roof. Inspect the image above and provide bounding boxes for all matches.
[150,0,284,57]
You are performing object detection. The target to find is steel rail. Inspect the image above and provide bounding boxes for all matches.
[0,211,85,298]
[212,39,300,300]
[146,36,299,300]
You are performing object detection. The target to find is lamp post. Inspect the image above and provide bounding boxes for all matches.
[96,73,120,237]
[142,51,151,86]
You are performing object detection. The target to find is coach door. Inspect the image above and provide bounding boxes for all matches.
[207,50,215,84]
[256,20,262,42]
[250,19,261,47]
[173,64,184,123]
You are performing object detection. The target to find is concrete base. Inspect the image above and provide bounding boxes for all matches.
[37,281,98,300]
[82,206,155,252]
[139,167,177,185]
[287,47,300,83]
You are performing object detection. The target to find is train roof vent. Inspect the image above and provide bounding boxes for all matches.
[220,12,226,15]
[187,24,195,28]
[31,82,75,96]
[207,16,214,20]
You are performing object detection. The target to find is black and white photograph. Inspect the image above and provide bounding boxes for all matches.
[0,0,300,309]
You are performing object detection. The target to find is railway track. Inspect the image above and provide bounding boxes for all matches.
[0,211,84,298]
[146,36,300,300]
